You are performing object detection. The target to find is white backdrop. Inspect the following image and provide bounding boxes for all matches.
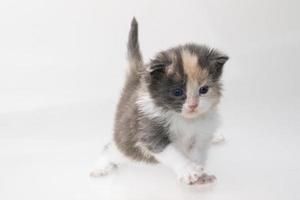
[0,0,299,200]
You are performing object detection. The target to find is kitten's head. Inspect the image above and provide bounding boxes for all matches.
[144,44,228,119]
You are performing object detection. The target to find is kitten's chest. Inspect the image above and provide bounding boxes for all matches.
[167,112,219,151]
[169,119,200,139]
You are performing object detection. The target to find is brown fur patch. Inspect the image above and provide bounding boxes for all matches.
[181,50,209,82]
[165,52,181,81]
[166,64,181,81]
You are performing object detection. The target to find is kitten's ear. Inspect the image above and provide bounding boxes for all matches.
[208,51,229,80]
[147,52,171,73]
[146,63,166,73]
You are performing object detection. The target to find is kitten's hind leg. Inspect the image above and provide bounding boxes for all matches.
[90,142,126,177]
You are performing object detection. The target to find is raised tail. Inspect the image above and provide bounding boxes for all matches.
[127,17,143,79]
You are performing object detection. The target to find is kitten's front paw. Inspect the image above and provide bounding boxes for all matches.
[212,134,225,144]
[196,173,216,185]
[177,163,204,185]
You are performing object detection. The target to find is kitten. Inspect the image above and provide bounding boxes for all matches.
[90,18,229,185]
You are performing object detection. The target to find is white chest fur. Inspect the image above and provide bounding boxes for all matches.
[136,91,220,155]
[167,110,220,155]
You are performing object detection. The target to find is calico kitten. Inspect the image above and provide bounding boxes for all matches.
[90,18,229,185]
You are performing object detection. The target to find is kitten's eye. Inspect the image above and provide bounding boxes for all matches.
[199,86,209,95]
[171,88,184,97]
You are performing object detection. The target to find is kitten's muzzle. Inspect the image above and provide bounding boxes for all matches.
[186,96,199,112]
[188,103,198,111]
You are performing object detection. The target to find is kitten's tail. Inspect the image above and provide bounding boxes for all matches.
[127,17,143,80]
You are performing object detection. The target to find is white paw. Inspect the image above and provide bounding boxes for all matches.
[212,134,225,144]
[195,173,216,185]
[176,163,204,185]
[89,163,117,177]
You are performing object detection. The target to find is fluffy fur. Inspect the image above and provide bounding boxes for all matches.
[90,18,229,185]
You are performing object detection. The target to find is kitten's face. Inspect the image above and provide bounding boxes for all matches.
[145,44,228,119]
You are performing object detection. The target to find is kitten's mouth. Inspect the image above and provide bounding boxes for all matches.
[187,108,200,114]
[182,109,201,119]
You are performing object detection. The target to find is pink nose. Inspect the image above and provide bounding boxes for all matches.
[188,103,198,110]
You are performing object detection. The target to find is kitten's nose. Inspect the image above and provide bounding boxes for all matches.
[188,103,198,111]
